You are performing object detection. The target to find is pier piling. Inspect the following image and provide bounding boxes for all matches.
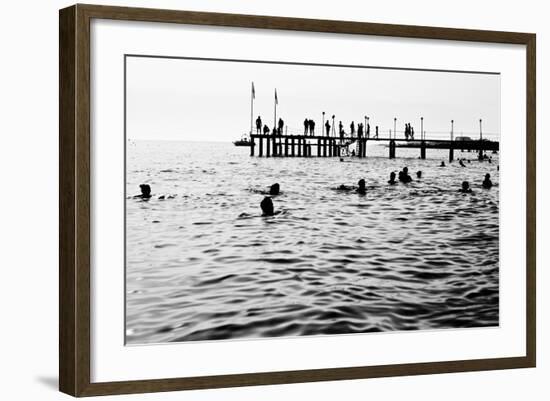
[420,140,426,159]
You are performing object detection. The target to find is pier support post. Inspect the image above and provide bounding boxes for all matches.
[420,140,426,159]
[478,144,483,161]
[250,137,255,156]
[329,139,333,157]
[317,139,321,157]
[284,138,288,156]
[291,138,295,157]
[303,138,308,157]
[449,144,454,163]
[297,138,302,157]
[266,136,270,157]
[259,137,263,157]
[358,140,363,158]
[389,140,396,159]
[272,137,277,157]
[323,139,327,157]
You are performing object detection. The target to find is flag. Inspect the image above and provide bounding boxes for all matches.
[251,82,255,99]
[275,89,278,105]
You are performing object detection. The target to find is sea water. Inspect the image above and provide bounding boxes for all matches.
[125,140,499,344]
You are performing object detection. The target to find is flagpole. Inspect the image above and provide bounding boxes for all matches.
[274,89,277,132]
[250,82,254,136]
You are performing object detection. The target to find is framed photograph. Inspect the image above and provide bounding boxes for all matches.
[59,4,536,397]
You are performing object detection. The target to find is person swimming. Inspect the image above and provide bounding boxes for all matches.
[416,171,422,179]
[357,179,366,195]
[388,171,397,185]
[458,181,473,193]
[134,184,152,199]
[399,167,412,183]
[440,161,446,167]
[260,196,275,216]
[482,173,493,189]
[459,159,466,167]
[269,183,280,195]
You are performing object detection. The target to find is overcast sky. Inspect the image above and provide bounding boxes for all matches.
[126,56,500,142]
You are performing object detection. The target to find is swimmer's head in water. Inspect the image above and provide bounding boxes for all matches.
[416,171,422,178]
[269,183,280,195]
[139,184,151,197]
[485,173,491,180]
[340,158,344,162]
[462,181,470,191]
[403,167,409,174]
[358,179,366,189]
[260,196,274,216]
[390,172,396,180]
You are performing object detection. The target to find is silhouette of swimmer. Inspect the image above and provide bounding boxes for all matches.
[269,183,280,195]
[399,167,412,183]
[440,161,446,167]
[459,159,466,167]
[135,184,151,199]
[416,171,422,179]
[357,179,367,195]
[388,172,397,185]
[482,173,493,189]
[459,181,473,193]
[260,196,275,216]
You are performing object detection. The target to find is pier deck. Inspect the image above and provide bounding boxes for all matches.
[249,134,498,161]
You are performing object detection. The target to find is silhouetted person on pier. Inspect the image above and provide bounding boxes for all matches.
[304,118,309,135]
[388,172,397,185]
[375,126,379,138]
[366,123,370,139]
[263,124,270,135]
[350,121,355,137]
[357,123,363,139]
[482,173,493,189]
[459,181,473,193]
[440,161,446,167]
[357,179,367,195]
[410,126,415,140]
[272,126,277,136]
[416,171,422,179]
[260,196,275,216]
[399,167,413,183]
[135,184,152,199]
[404,123,409,140]
[269,183,280,195]
[256,116,262,134]
[309,119,315,135]
[325,120,331,136]
[278,118,284,136]
[339,121,344,139]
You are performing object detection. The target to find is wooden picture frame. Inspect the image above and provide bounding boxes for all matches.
[59,3,536,397]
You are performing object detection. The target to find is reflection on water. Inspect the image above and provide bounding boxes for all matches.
[125,140,499,344]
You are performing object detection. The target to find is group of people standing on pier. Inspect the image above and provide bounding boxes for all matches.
[256,114,383,140]
[256,116,286,136]
[404,123,415,140]
[303,118,316,135]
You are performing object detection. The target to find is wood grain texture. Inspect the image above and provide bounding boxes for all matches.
[59,3,537,397]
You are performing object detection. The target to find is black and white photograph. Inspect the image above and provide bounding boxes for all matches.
[124,55,500,345]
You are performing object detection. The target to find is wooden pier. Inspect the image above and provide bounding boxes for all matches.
[250,134,499,162]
